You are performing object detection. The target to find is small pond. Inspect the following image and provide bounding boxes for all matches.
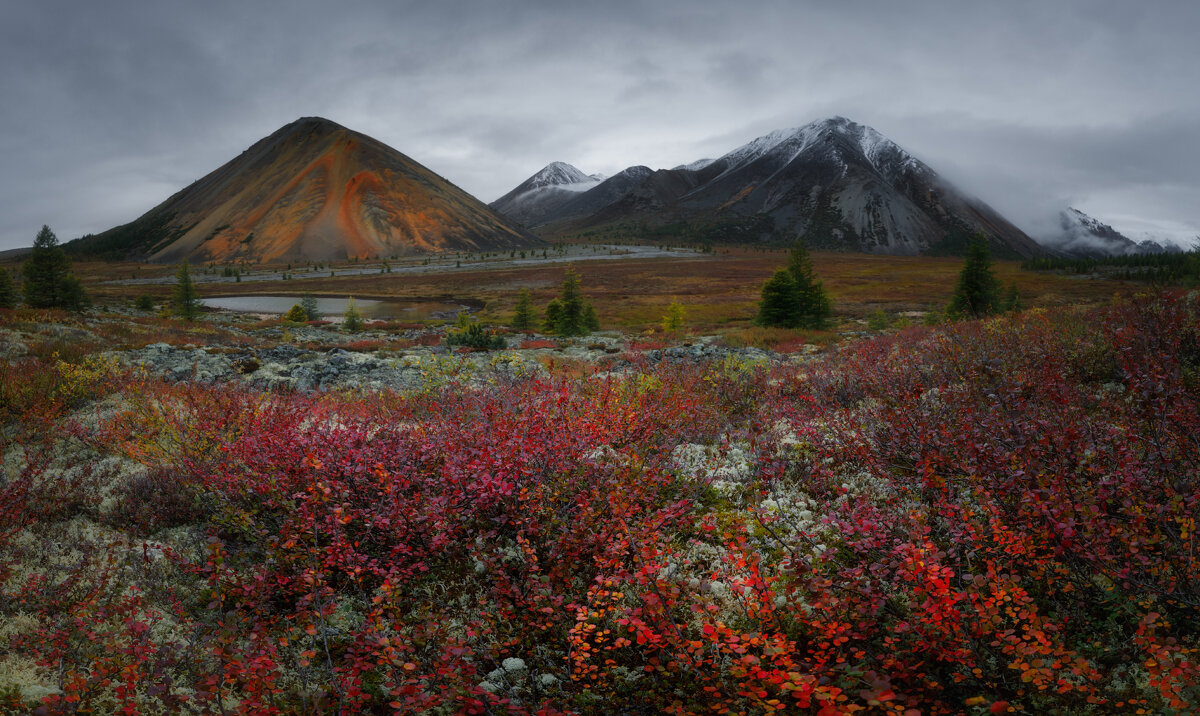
[203,295,469,321]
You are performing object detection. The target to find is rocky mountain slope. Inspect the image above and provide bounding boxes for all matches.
[1040,208,1183,258]
[489,162,603,227]
[71,117,542,263]
[496,117,1043,258]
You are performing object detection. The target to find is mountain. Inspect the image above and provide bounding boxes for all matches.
[498,116,1043,258]
[489,162,603,227]
[1040,208,1183,258]
[71,117,541,263]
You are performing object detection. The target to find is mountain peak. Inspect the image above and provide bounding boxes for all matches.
[73,119,540,262]
[489,162,605,227]
[280,116,348,135]
[708,116,916,184]
[1042,207,1181,258]
[526,162,596,189]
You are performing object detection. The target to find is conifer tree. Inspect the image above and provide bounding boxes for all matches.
[543,299,563,333]
[23,225,89,310]
[555,268,587,336]
[948,236,1001,318]
[755,269,801,328]
[283,304,308,323]
[584,304,600,332]
[342,297,364,332]
[0,268,15,309]
[786,241,832,329]
[172,259,202,321]
[1001,281,1022,313]
[300,293,321,321]
[511,288,535,331]
[662,299,687,332]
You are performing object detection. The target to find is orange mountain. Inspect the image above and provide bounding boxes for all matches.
[75,117,541,263]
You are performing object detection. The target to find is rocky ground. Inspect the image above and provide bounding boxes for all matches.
[2,307,818,395]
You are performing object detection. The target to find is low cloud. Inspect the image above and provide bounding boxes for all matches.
[1,0,1197,249]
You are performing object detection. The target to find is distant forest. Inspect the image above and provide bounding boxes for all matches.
[1023,250,1200,284]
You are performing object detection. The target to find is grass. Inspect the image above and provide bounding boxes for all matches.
[5,245,1136,334]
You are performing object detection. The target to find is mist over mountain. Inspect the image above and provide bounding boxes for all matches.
[491,117,1044,258]
[489,162,603,228]
[70,117,541,263]
[1036,208,1184,258]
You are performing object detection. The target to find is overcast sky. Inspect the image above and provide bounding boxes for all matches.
[2,0,1198,251]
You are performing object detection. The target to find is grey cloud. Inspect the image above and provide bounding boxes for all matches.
[2,0,1198,248]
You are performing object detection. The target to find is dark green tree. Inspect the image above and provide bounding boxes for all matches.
[543,299,563,333]
[23,225,88,310]
[1001,281,1022,313]
[0,269,15,309]
[511,288,535,331]
[172,260,202,321]
[786,241,833,329]
[554,268,588,336]
[947,236,1001,318]
[342,297,364,332]
[58,275,91,312]
[755,269,801,328]
[584,304,600,332]
[300,293,321,321]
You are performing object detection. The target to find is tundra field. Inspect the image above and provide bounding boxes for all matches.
[73,247,1127,329]
[1,249,1198,714]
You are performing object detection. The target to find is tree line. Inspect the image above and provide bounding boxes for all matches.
[1023,250,1200,284]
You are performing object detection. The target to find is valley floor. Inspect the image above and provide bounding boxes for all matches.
[1,292,1198,714]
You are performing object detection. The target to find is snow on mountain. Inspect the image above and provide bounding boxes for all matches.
[489,162,604,227]
[490,117,1042,258]
[672,158,716,172]
[1038,208,1183,258]
[521,161,599,191]
[706,117,918,182]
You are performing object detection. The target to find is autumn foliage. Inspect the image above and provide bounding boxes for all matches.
[1,292,1198,713]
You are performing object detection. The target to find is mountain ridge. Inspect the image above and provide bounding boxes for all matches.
[493,117,1044,258]
[1040,207,1183,258]
[71,117,542,263]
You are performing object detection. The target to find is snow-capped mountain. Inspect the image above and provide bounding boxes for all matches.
[489,162,603,227]
[495,117,1042,257]
[1040,208,1183,258]
[672,158,716,172]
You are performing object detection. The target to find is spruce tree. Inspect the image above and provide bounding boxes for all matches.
[342,297,364,332]
[172,260,202,321]
[58,275,91,312]
[1001,281,1022,313]
[23,225,87,310]
[555,268,587,336]
[584,304,600,332]
[0,269,15,309]
[755,269,801,328]
[948,236,1001,318]
[511,288,535,331]
[543,299,563,333]
[786,241,832,329]
[300,293,321,321]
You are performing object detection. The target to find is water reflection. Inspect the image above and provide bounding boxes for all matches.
[203,295,467,320]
